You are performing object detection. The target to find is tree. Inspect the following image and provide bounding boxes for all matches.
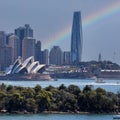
[25,98,38,113]
[96,87,106,95]
[0,83,6,91]
[36,90,51,112]
[6,85,14,93]
[34,84,42,94]
[68,85,81,96]
[6,93,23,112]
[45,85,56,91]
[0,91,7,110]
[21,87,35,99]
[83,85,92,93]
[58,84,67,91]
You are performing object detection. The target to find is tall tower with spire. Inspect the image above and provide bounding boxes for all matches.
[98,53,102,62]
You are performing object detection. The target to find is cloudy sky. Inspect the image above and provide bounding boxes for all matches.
[0,0,120,63]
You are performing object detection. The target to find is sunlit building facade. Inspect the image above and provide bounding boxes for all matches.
[22,37,35,60]
[9,35,20,63]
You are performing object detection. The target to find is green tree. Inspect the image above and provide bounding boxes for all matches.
[6,93,23,112]
[58,84,67,91]
[0,83,6,91]
[25,98,38,113]
[34,84,42,94]
[96,87,106,95]
[6,85,14,93]
[0,91,7,110]
[68,85,81,96]
[36,89,51,112]
[83,85,92,93]
[21,87,35,99]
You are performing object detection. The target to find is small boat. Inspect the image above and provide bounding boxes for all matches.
[95,78,105,83]
[113,115,120,119]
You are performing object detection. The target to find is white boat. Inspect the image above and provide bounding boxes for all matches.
[113,115,120,119]
[95,78,105,83]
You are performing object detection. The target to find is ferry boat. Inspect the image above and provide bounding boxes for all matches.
[95,78,105,83]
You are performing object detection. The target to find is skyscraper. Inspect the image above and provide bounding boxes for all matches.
[9,35,20,63]
[24,24,33,37]
[71,11,83,64]
[43,49,49,65]
[15,24,33,57]
[0,46,12,71]
[22,37,35,60]
[49,46,63,65]
[63,51,71,65]
[0,31,12,71]
[0,31,6,47]
[35,41,41,63]
[6,33,14,45]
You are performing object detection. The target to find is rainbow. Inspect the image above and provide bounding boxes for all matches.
[43,1,120,49]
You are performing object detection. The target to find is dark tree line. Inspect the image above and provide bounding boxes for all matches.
[0,83,118,113]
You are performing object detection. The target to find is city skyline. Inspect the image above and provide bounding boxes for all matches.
[0,0,120,63]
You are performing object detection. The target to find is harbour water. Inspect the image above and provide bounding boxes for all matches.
[0,113,115,120]
[0,78,120,93]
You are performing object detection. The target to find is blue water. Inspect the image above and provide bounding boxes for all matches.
[0,114,115,120]
[0,78,120,93]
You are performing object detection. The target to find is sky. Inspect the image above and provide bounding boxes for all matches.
[0,0,120,64]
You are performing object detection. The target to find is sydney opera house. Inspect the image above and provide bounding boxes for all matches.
[7,56,45,74]
[3,56,52,80]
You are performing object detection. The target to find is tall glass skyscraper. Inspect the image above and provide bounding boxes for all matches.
[71,11,83,64]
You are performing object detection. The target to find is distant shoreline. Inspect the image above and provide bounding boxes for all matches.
[0,110,115,115]
[0,77,119,81]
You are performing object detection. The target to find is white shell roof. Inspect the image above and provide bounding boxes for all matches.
[31,64,45,73]
[7,56,46,74]
[28,61,39,73]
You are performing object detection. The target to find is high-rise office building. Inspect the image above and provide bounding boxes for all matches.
[15,27,25,57]
[6,33,14,45]
[9,35,20,63]
[35,41,41,63]
[0,31,12,71]
[22,37,35,60]
[43,49,49,65]
[24,24,33,37]
[49,46,63,65]
[0,31,6,47]
[0,46,12,71]
[63,51,71,65]
[15,24,33,57]
[71,11,83,64]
